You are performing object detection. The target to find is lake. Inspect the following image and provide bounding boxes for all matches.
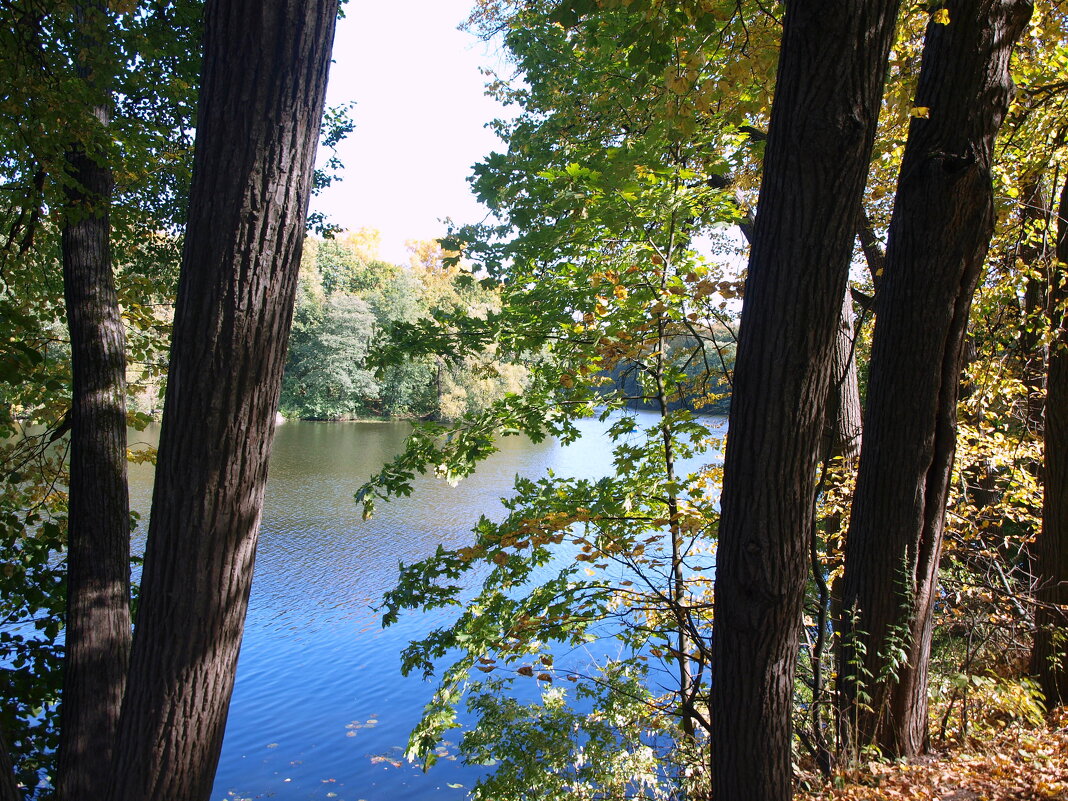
[127,414,647,801]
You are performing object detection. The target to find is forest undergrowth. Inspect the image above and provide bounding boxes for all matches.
[798,714,1068,800]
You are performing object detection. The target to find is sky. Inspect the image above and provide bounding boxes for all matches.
[310,1,514,265]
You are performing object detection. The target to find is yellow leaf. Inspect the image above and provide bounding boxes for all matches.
[933,7,950,24]
[910,106,930,118]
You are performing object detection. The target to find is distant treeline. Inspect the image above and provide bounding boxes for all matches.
[280,232,527,421]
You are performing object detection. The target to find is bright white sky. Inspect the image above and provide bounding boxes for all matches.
[311,1,513,265]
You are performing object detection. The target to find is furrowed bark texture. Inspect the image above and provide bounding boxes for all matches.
[737,151,865,468]
[731,139,864,467]
[1033,178,1068,705]
[56,110,132,801]
[108,2,338,799]
[710,4,899,800]
[54,5,131,797]
[841,0,1031,758]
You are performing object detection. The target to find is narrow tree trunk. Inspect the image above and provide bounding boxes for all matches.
[56,113,132,801]
[710,4,900,800]
[108,2,338,800]
[1033,178,1068,705]
[825,290,863,463]
[0,727,20,801]
[1019,178,1053,435]
[54,5,132,799]
[803,288,862,777]
[840,0,1032,758]
[858,209,887,286]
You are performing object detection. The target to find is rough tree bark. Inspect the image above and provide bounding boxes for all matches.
[840,0,1032,758]
[733,182,864,465]
[54,5,132,800]
[107,2,338,799]
[1033,177,1068,705]
[709,4,900,800]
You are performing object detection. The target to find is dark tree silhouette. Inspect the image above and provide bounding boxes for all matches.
[711,4,900,800]
[54,5,131,799]
[107,2,339,799]
[1033,177,1068,705]
[841,0,1032,757]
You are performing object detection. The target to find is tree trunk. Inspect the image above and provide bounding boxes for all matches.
[710,4,900,800]
[825,290,863,463]
[858,209,887,287]
[840,0,1032,758]
[54,5,132,800]
[108,2,338,799]
[1019,178,1053,436]
[56,115,132,801]
[0,727,20,801]
[1033,178,1068,706]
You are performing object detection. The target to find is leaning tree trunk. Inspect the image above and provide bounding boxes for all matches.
[107,2,338,800]
[709,3,900,800]
[729,175,865,777]
[1033,178,1068,705]
[840,0,1032,758]
[54,5,132,801]
[737,191,865,466]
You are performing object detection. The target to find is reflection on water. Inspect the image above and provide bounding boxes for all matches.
[127,415,645,801]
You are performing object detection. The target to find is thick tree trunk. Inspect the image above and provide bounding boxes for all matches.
[840,0,1031,758]
[54,5,132,799]
[710,4,899,800]
[108,2,338,800]
[729,141,865,468]
[1033,178,1068,705]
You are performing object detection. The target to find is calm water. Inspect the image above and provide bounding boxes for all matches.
[126,415,643,801]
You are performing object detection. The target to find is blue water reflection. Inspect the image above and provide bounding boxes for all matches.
[124,411,722,800]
